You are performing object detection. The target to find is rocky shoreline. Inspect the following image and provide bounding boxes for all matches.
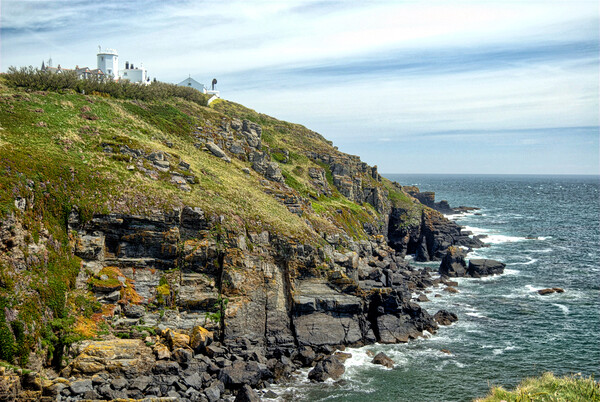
[0,100,503,401]
[0,198,508,401]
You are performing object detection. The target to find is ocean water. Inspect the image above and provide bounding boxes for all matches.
[272,174,600,401]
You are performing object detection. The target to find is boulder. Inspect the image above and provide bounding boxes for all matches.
[439,247,467,277]
[173,347,193,364]
[206,142,231,162]
[235,384,261,402]
[190,325,213,352]
[417,294,430,302]
[153,343,171,360]
[433,310,458,326]
[164,328,190,350]
[308,355,345,382]
[467,259,505,277]
[371,352,394,368]
[296,346,316,367]
[69,379,93,395]
[65,339,155,377]
[204,383,221,402]
[218,360,271,389]
[538,287,565,295]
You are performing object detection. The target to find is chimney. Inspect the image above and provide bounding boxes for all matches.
[125,61,129,69]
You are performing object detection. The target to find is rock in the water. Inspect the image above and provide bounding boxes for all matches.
[538,288,564,295]
[307,355,345,382]
[371,352,394,368]
[439,247,467,277]
[235,384,261,402]
[417,293,430,302]
[433,310,458,326]
[467,259,505,277]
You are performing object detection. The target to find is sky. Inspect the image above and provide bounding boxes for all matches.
[1,1,598,174]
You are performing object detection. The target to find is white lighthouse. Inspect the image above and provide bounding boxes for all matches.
[96,46,119,80]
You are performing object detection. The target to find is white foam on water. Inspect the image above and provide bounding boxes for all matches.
[462,225,488,236]
[343,347,379,370]
[538,236,552,240]
[465,311,487,318]
[552,303,570,315]
[492,344,517,356]
[483,234,528,244]
[444,210,480,220]
[511,258,537,266]
[524,247,554,253]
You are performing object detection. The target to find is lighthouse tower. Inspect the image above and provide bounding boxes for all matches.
[97,46,119,80]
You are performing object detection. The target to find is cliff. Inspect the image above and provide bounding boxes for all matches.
[0,73,481,399]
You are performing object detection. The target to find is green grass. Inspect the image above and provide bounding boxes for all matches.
[0,74,433,368]
[477,372,600,402]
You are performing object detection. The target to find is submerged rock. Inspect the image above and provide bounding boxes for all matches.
[371,352,394,368]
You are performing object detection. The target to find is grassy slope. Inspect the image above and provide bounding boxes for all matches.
[210,98,421,238]
[477,372,600,402]
[0,78,424,366]
[0,83,311,238]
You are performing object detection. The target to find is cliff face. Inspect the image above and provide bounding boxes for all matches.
[67,206,441,355]
[0,79,478,382]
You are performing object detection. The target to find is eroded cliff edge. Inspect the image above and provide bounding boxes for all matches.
[0,78,483,399]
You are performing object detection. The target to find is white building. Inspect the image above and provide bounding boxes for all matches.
[120,61,149,84]
[96,46,119,80]
[178,76,206,92]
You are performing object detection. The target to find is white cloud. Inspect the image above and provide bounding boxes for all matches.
[1,0,598,173]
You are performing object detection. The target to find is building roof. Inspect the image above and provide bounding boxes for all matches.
[178,77,205,90]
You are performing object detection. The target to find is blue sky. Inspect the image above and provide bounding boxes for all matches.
[1,1,598,174]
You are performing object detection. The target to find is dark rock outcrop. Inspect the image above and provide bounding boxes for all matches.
[538,287,565,295]
[439,247,468,277]
[371,352,394,368]
[467,259,506,277]
[433,310,458,326]
[308,355,346,382]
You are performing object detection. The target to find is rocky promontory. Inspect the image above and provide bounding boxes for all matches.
[0,72,487,400]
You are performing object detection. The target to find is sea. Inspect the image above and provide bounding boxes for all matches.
[272,174,600,402]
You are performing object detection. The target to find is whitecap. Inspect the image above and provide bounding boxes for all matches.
[511,258,537,266]
[552,303,570,315]
[461,225,489,236]
[482,234,528,244]
[465,312,486,318]
[523,248,554,253]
